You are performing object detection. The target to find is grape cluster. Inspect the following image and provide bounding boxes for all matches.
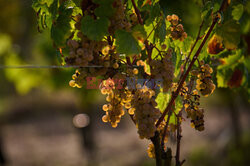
[130,86,161,139]
[166,14,187,41]
[147,121,168,158]
[67,34,122,88]
[191,62,216,97]
[182,89,205,131]
[66,0,131,88]
[150,50,174,92]
[136,60,149,74]
[126,67,139,77]
[101,78,125,128]
[190,108,204,131]
[65,37,104,67]
[147,143,155,158]
[109,0,131,34]
[69,69,87,88]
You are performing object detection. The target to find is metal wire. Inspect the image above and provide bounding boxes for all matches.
[0,65,104,69]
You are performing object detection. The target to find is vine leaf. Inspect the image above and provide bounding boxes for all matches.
[92,0,114,4]
[51,8,73,47]
[227,68,243,88]
[144,22,155,43]
[94,3,115,18]
[115,29,141,55]
[217,49,243,70]
[32,0,53,30]
[72,0,81,6]
[155,19,166,43]
[216,20,241,50]
[132,24,147,41]
[156,92,170,112]
[201,1,213,20]
[159,0,168,16]
[49,0,59,21]
[32,0,54,10]
[207,34,224,55]
[216,50,244,88]
[232,4,244,21]
[156,92,182,125]
[81,16,109,41]
[146,3,161,24]
[200,1,213,34]
[216,69,230,88]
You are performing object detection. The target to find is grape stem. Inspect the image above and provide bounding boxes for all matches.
[156,0,228,127]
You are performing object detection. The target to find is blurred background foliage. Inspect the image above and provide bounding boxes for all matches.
[0,0,249,166]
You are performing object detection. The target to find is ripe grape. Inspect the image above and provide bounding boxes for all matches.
[131,86,161,139]
[150,49,174,92]
[166,14,187,41]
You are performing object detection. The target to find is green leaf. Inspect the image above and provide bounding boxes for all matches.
[144,22,155,43]
[216,69,230,88]
[132,24,147,39]
[240,12,250,34]
[81,16,109,41]
[115,30,141,55]
[159,0,168,16]
[156,92,170,112]
[49,0,58,20]
[94,3,115,18]
[216,20,241,50]
[217,50,243,70]
[32,0,54,10]
[175,96,183,114]
[92,0,114,5]
[200,3,213,34]
[167,113,177,125]
[201,1,213,20]
[155,19,167,43]
[72,0,81,6]
[232,4,244,21]
[174,36,193,54]
[216,50,245,88]
[51,8,73,47]
[172,47,182,77]
[32,1,52,30]
[147,3,161,23]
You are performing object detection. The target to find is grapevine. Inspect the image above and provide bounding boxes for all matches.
[32,0,249,165]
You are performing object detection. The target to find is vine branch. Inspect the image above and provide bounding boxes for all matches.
[175,111,183,166]
[151,131,163,166]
